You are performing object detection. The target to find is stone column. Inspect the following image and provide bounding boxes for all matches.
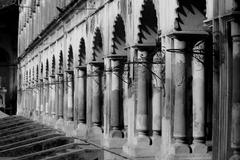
[44,77,49,116]
[230,19,240,160]
[39,79,44,114]
[172,38,190,153]
[54,75,59,119]
[58,73,64,119]
[49,75,56,118]
[191,41,208,153]
[66,71,74,121]
[35,80,40,116]
[49,75,55,118]
[75,66,87,138]
[91,64,103,127]
[76,67,86,124]
[136,50,150,143]
[55,73,64,130]
[152,52,163,138]
[110,58,124,138]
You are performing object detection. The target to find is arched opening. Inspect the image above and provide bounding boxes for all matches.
[36,65,39,81]
[78,38,86,66]
[59,50,63,73]
[67,45,74,70]
[137,0,158,44]
[112,15,126,55]
[92,28,103,62]
[52,55,56,75]
[46,59,49,78]
[40,63,43,78]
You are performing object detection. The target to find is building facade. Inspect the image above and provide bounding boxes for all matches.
[17,0,240,159]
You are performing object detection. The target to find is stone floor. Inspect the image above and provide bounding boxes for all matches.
[0,115,154,160]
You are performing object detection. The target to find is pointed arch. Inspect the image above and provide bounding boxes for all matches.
[29,69,31,83]
[40,63,43,78]
[51,55,56,75]
[137,0,158,44]
[45,59,49,77]
[91,28,103,62]
[59,50,63,73]
[32,67,35,81]
[174,0,206,31]
[111,14,126,55]
[78,38,86,66]
[36,65,39,81]
[67,45,74,70]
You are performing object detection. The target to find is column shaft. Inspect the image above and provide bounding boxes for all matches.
[92,65,102,126]
[136,50,149,136]
[173,39,187,142]
[152,53,163,136]
[54,76,59,119]
[230,20,240,159]
[77,68,86,123]
[49,76,56,117]
[110,59,124,137]
[45,78,49,115]
[192,41,205,142]
[58,74,64,119]
[67,71,74,121]
[40,79,44,114]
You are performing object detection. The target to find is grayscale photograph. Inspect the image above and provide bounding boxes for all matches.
[0,0,239,159]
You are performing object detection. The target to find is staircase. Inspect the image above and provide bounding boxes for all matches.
[0,116,102,160]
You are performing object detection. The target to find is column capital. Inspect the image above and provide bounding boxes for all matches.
[57,73,64,77]
[132,43,156,52]
[75,66,87,71]
[231,20,240,37]
[49,74,55,79]
[167,31,209,41]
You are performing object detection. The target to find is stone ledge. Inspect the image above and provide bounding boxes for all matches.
[168,153,212,160]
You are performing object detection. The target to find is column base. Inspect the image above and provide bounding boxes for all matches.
[55,118,65,131]
[151,135,162,154]
[191,142,208,154]
[49,115,57,127]
[75,123,87,139]
[110,129,124,138]
[229,153,240,160]
[87,126,103,145]
[122,135,153,157]
[65,120,76,137]
[103,137,126,149]
[171,142,190,154]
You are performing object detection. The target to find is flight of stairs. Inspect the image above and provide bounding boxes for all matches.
[0,116,102,160]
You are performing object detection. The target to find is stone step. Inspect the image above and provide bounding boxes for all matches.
[0,125,49,140]
[0,119,32,130]
[0,136,74,157]
[0,122,44,137]
[0,132,64,151]
[0,128,55,146]
[43,148,101,160]
[13,143,79,160]
[0,116,25,123]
